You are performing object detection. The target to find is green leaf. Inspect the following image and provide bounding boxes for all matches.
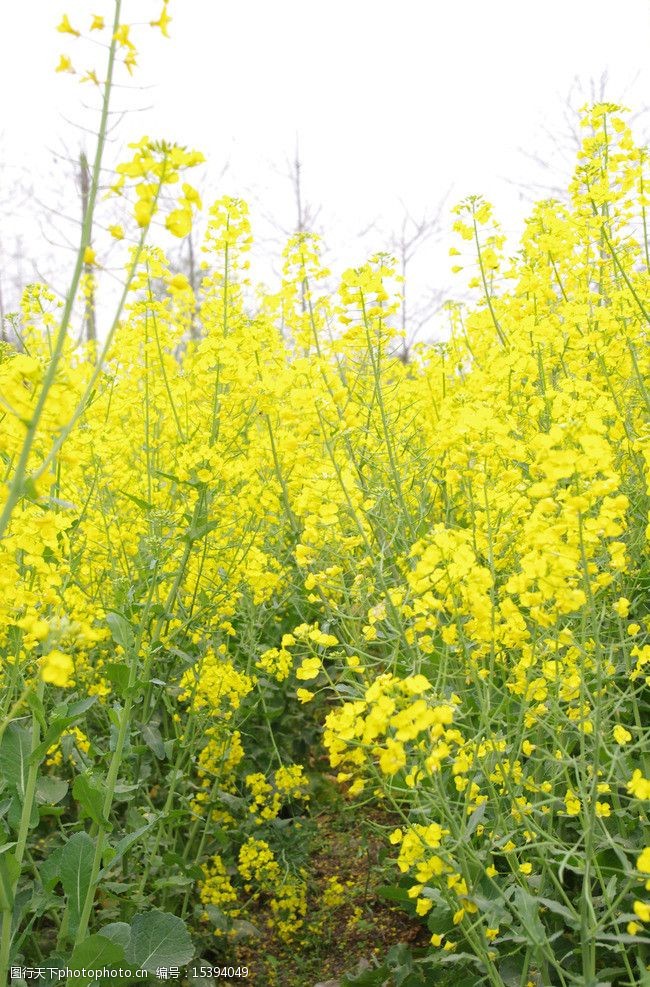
[73,774,110,829]
[12,885,31,933]
[341,961,391,987]
[0,721,31,797]
[106,612,135,653]
[99,821,156,879]
[99,922,131,949]
[333,683,358,696]
[512,886,546,946]
[66,934,125,987]
[67,697,98,718]
[204,905,229,933]
[377,884,412,905]
[139,723,165,760]
[29,699,97,765]
[125,910,193,971]
[498,958,525,987]
[214,789,244,812]
[597,931,650,945]
[0,851,20,910]
[538,896,579,928]
[230,919,261,941]
[152,468,182,485]
[20,476,40,501]
[117,489,154,513]
[105,663,130,697]
[465,801,486,837]
[40,845,64,891]
[36,777,69,806]
[24,690,47,732]
[188,519,220,541]
[61,832,96,937]
[7,794,38,833]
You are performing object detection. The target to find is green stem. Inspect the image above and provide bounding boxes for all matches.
[70,568,160,947]
[472,214,507,347]
[0,0,123,542]
[0,680,44,987]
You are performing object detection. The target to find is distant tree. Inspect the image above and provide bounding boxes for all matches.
[510,71,650,202]
[256,138,323,270]
[165,161,228,341]
[78,151,97,345]
[388,200,448,361]
[0,145,36,344]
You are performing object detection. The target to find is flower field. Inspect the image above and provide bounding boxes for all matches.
[0,7,649,987]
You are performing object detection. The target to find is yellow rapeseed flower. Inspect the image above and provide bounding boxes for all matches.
[113,24,133,48]
[41,649,74,687]
[564,790,581,815]
[57,14,80,37]
[150,4,172,37]
[613,724,632,744]
[55,54,74,73]
[296,657,321,681]
[166,208,192,238]
[637,848,650,874]
[628,772,650,800]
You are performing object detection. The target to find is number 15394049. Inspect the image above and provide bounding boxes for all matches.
[191,968,248,980]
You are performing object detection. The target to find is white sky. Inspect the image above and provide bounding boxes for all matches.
[1,0,649,340]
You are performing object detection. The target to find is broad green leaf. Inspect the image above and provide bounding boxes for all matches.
[341,961,391,987]
[230,919,261,940]
[105,663,130,696]
[498,958,525,987]
[214,789,244,811]
[61,832,96,937]
[12,885,31,935]
[36,777,69,806]
[513,886,546,946]
[139,723,165,760]
[24,690,47,732]
[0,852,20,910]
[106,612,135,653]
[99,922,131,949]
[125,910,193,971]
[40,845,64,891]
[465,800,486,837]
[204,905,229,933]
[377,884,412,904]
[66,934,126,987]
[0,721,31,797]
[29,699,97,765]
[8,794,38,832]
[67,697,98,718]
[73,774,110,829]
[538,895,579,927]
[98,821,156,879]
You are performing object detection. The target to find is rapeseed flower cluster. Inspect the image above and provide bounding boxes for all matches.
[2,95,649,981]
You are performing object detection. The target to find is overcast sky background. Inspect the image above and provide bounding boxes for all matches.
[1,0,649,341]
